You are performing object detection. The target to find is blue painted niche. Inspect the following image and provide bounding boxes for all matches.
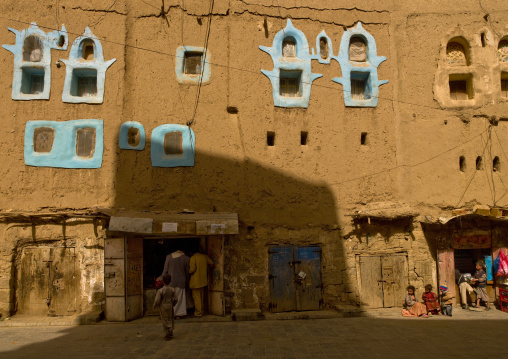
[24,119,103,168]
[332,22,388,107]
[175,46,211,84]
[2,22,68,100]
[119,121,145,150]
[260,19,322,108]
[61,27,116,104]
[310,30,334,64]
[151,124,195,167]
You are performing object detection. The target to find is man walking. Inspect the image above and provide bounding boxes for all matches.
[189,249,214,317]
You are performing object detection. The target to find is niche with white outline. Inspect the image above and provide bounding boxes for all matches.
[260,19,322,108]
[151,124,195,167]
[61,27,115,104]
[332,22,388,107]
[2,22,68,100]
[119,121,145,150]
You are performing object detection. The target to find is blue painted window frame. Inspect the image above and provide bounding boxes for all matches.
[119,121,145,150]
[175,46,211,85]
[151,124,195,167]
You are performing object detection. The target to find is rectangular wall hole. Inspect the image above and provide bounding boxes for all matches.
[481,33,486,47]
[300,131,308,145]
[70,69,98,97]
[267,131,275,146]
[20,67,45,95]
[361,132,368,145]
[449,74,474,100]
[501,72,508,98]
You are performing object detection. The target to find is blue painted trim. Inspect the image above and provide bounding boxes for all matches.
[61,27,116,104]
[2,22,68,101]
[24,119,103,168]
[331,22,388,107]
[119,121,145,150]
[151,124,195,167]
[260,19,322,108]
[310,30,333,64]
[175,46,211,84]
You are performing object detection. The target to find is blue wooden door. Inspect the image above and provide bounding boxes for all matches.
[269,246,296,312]
[269,246,322,312]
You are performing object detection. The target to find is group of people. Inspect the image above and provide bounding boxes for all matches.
[152,248,214,340]
[402,260,490,318]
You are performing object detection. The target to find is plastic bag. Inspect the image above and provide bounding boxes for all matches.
[496,250,508,277]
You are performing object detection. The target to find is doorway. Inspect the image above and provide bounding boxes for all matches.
[268,245,322,313]
[358,254,408,308]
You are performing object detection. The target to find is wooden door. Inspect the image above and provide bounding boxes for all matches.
[18,247,51,315]
[269,246,296,313]
[126,237,143,321]
[358,256,384,308]
[48,247,77,316]
[296,246,322,311]
[105,237,126,321]
[207,236,225,316]
[381,255,408,308]
[437,249,456,305]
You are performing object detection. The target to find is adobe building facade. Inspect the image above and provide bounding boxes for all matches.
[1,1,508,320]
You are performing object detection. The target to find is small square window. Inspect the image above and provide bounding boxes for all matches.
[76,128,96,158]
[184,52,203,75]
[282,39,296,57]
[449,74,474,100]
[21,68,45,95]
[279,70,301,97]
[164,131,183,155]
[71,69,98,97]
[33,127,55,153]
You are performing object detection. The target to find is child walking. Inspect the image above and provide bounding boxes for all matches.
[153,274,178,341]
[439,285,454,316]
[422,284,441,315]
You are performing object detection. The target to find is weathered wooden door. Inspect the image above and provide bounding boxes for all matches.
[359,256,384,308]
[18,247,77,316]
[296,246,322,311]
[207,235,225,316]
[269,246,322,312]
[126,237,143,321]
[359,254,408,308]
[105,237,126,321]
[437,249,456,305]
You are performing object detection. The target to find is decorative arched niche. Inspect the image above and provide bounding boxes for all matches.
[24,119,103,168]
[119,122,145,150]
[61,27,116,104]
[151,124,195,167]
[2,22,68,100]
[260,19,322,108]
[498,38,508,63]
[310,30,333,64]
[332,22,388,107]
[446,37,470,66]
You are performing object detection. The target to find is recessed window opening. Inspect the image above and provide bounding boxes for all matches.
[351,72,371,100]
[361,132,368,145]
[164,131,183,155]
[76,128,96,158]
[476,156,483,170]
[446,39,469,65]
[58,35,65,48]
[279,70,302,97]
[267,131,275,146]
[282,37,296,57]
[33,127,55,153]
[23,36,43,62]
[481,33,486,47]
[184,52,203,75]
[501,73,508,98]
[70,69,98,97]
[349,37,366,62]
[20,67,45,95]
[498,40,508,62]
[493,156,501,172]
[459,156,466,172]
[300,131,308,146]
[127,127,140,147]
[449,74,474,100]
[81,39,95,60]
[319,38,328,59]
